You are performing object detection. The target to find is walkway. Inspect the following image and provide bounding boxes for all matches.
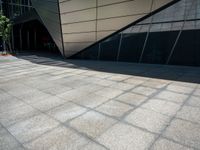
[0,55,200,150]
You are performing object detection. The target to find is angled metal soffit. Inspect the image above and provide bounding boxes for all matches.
[31,0,64,55]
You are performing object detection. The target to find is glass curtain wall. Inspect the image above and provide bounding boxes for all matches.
[0,0,2,11]
[73,0,200,66]
[6,0,32,19]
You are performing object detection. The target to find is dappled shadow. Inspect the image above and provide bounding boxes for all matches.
[15,52,200,84]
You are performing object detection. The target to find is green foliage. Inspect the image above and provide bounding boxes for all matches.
[0,13,12,42]
[0,12,12,52]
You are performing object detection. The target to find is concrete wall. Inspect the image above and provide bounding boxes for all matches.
[59,0,174,57]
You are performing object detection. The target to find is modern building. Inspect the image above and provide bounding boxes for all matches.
[1,0,200,66]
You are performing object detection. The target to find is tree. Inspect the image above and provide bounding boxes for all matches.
[0,13,12,54]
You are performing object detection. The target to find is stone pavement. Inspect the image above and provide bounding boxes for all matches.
[0,55,200,150]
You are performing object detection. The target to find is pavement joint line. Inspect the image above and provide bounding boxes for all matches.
[160,135,200,150]
[1,56,200,150]
[64,123,110,150]
[174,116,200,125]
[1,86,109,149]
[64,106,120,144]
[164,89,195,96]
[84,78,153,111]
[138,105,178,117]
[105,75,136,82]
[184,103,200,108]
[0,122,27,150]
[68,82,172,138]
[22,125,61,145]
[68,99,160,138]
[3,93,86,128]
[0,62,178,133]
[148,84,199,150]
[115,98,146,107]
[151,96,189,105]
[138,104,200,125]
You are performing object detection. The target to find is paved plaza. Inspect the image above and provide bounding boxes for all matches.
[0,54,200,150]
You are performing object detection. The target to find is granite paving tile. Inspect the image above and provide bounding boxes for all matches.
[69,111,116,138]
[96,100,133,118]
[141,99,181,116]
[8,113,59,143]
[97,123,155,150]
[47,102,87,122]
[125,108,171,133]
[155,91,188,104]
[24,126,89,150]
[116,92,148,106]
[176,105,200,124]
[152,138,193,150]
[163,119,200,149]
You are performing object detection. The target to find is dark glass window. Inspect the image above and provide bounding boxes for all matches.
[141,30,179,64]
[80,44,99,60]
[72,0,200,67]
[99,34,121,61]
[118,26,148,62]
[6,0,32,19]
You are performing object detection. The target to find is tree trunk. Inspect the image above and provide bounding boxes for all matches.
[3,40,6,54]
[8,41,12,53]
[6,40,11,53]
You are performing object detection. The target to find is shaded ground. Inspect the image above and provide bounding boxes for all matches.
[0,55,200,150]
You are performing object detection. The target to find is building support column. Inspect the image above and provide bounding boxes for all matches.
[27,30,30,50]
[117,33,123,61]
[34,29,37,49]
[11,26,14,53]
[19,28,22,52]
[97,43,101,60]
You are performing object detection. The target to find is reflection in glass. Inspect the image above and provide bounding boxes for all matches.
[118,25,148,62]
[72,0,200,66]
[6,0,32,19]
[168,0,200,66]
[99,34,121,61]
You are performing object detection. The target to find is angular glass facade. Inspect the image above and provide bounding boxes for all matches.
[3,0,32,19]
[0,0,2,11]
[73,0,200,66]
[1,0,199,67]
[1,0,63,55]
[59,0,175,57]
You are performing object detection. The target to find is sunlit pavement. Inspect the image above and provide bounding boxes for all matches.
[0,55,200,150]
